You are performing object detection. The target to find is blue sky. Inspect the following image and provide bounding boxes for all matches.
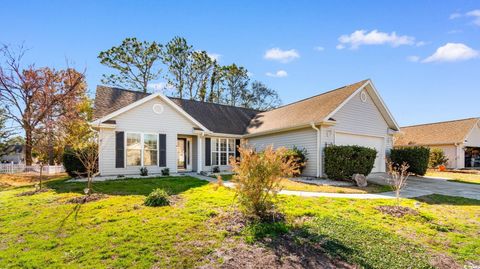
[2,0,479,126]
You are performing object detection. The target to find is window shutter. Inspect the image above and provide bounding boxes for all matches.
[159,134,166,167]
[115,131,124,168]
[205,138,211,166]
[235,139,241,158]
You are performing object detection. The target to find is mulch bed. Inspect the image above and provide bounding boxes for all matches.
[375,205,419,218]
[16,188,50,197]
[66,193,107,204]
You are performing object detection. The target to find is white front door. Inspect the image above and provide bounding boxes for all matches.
[335,132,385,173]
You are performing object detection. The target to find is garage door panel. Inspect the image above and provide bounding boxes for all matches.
[335,132,385,173]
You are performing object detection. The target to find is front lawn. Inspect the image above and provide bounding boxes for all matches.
[213,174,390,193]
[0,176,478,268]
[426,171,480,185]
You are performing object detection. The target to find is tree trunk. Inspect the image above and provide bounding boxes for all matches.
[39,163,43,190]
[25,130,33,166]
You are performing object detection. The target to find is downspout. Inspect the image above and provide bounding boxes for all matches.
[311,123,321,178]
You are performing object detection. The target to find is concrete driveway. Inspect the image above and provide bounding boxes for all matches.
[367,173,480,200]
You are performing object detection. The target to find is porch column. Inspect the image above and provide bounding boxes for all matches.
[197,134,203,173]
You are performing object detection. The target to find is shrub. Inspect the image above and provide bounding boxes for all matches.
[212,166,220,173]
[429,148,449,169]
[324,145,377,180]
[144,188,170,207]
[283,146,308,176]
[62,148,88,177]
[140,167,148,176]
[161,168,170,176]
[390,147,430,176]
[230,146,298,220]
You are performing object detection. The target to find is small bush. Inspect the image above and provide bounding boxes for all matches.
[390,147,430,176]
[144,188,170,207]
[62,148,88,177]
[161,168,170,176]
[230,146,298,220]
[429,148,449,169]
[283,146,308,176]
[140,167,148,176]
[212,166,220,173]
[324,145,377,180]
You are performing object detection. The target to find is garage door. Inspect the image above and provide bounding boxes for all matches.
[335,132,385,173]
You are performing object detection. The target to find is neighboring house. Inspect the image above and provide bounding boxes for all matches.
[0,144,25,164]
[92,79,400,177]
[394,118,480,169]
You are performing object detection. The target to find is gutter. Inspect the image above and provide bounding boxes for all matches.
[311,123,321,178]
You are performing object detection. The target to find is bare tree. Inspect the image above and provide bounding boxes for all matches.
[386,161,410,205]
[0,44,87,165]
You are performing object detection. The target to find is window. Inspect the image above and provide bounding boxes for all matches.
[211,138,236,166]
[126,133,158,166]
[126,133,142,166]
[143,134,158,166]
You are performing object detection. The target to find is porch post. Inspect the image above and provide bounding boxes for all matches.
[197,134,203,173]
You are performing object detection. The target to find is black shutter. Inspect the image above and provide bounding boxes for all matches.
[159,134,166,167]
[115,131,124,168]
[235,139,241,158]
[205,138,211,166]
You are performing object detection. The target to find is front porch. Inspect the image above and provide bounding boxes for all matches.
[465,146,480,169]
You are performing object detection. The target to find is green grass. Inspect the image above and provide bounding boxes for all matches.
[0,176,479,268]
[212,174,391,194]
[426,171,480,185]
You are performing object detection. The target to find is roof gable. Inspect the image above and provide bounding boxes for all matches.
[395,118,480,146]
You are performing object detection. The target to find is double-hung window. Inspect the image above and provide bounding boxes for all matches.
[126,133,158,166]
[211,138,235,166]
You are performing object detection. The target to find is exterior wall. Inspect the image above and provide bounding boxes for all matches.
[247,128,318,177]
[465,123,480,147]
[330,90,391,173]
[98,97,199,176]
[192,136,198,172]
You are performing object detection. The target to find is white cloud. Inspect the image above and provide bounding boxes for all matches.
[447,29,463,34]
[449,12,462,19]
[337,29,419,49]
[407,56,420,62]
[423,43,479,63]
[466,9,480,26]
[314,46,325,51]
[336,44,346,50]
[148,82,175,92]
[207,52,221,62]
[264,48,300,63]
[266,70,288,78]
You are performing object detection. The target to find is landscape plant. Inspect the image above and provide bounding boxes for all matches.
[140,167,148,176]
[386,161,411,205]
[161,168,170,176]
[283,146,308,176]
[230,146,298,220]
[429,148,449,169]
[390,147,430,176]
[144,188,170,207]
[324,145,377,180]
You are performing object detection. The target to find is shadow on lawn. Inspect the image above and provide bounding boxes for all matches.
[46,176,209,196]
[414,194,480,206]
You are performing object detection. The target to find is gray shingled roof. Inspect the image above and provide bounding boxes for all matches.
[93,86,260,135]
[93,80,369,135]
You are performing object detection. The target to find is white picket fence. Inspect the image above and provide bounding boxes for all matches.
[0,163,65,174]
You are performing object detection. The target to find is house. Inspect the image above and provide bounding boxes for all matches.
[0,144,25,164]
[394,118,480,169]
[92,79,400,177]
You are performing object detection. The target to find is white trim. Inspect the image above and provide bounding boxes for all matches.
[244,121,336,138]
[311,123,321,178]
[91,92,210,132]
[323,80,400,131]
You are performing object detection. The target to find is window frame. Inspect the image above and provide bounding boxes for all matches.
[210,137,236,166]
[125,132,159,167]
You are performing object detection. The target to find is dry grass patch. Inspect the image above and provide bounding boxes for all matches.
[280,179,390,194]
[426,171,480,185]
[0,173,68,189]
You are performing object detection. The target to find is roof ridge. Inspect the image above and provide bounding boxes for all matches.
[401,117,479,128]
[96,85,151,96]
[168,97,264,112]
[261,79,369,113]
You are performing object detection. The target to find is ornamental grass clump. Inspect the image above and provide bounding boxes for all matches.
[144,188,170,207]
[230,146,299,220]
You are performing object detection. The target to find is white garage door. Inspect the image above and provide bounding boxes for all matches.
[335,132,385,173]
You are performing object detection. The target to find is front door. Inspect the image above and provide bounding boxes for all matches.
[177,138,187,170]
